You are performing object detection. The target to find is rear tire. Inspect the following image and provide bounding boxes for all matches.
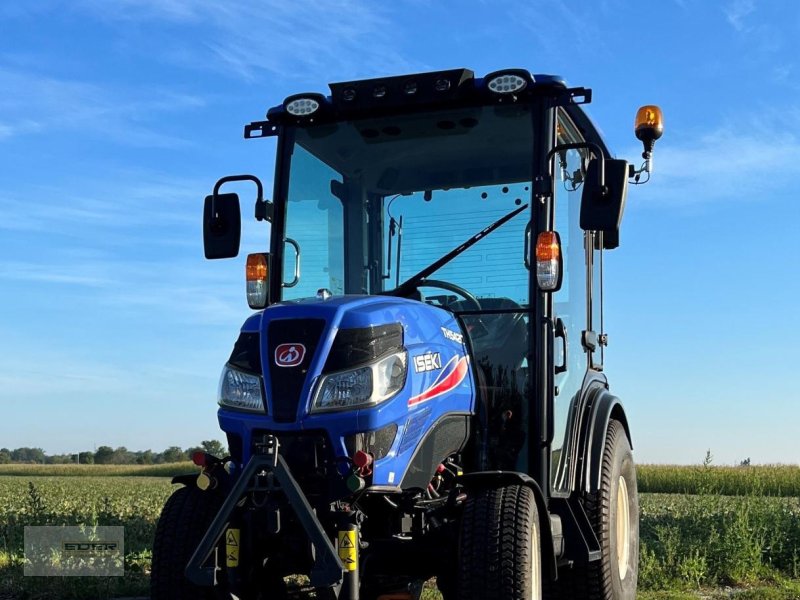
[457,484,542,600]
[557,419,639,600]
[151,485,222,600]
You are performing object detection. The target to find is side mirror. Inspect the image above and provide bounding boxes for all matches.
[203,193,241,259]
[580,158,629,249]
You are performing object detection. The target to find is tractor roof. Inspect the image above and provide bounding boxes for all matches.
[259,68,610,158]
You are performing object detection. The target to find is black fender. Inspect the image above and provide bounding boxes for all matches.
[458,471,557,581]
[171,474,198,486]
[581,388,632,494]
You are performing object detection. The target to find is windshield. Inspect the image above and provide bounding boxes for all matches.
[281,103,534,307]
[280,102,537,473]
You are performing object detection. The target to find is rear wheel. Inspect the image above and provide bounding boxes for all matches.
[151,485,222,600]
[457,484,542,600]
[558,419,639,600]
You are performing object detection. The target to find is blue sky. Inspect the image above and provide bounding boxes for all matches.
[1,0,798,464]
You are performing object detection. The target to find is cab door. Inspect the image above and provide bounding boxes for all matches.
[549,110,605,494]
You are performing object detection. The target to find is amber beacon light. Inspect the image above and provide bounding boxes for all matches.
[634,105,664,173]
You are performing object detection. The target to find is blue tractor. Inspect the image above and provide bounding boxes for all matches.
[151,68,663,600]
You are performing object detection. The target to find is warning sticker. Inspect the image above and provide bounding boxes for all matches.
[226,528,240,567]
[337,530,357,572]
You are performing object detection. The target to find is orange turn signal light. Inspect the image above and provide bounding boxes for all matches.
[535,231,562,292]
[536,231,560,262]
[246,253,268,281]
[246,253,270,309]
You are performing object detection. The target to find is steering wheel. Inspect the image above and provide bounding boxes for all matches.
[419,279,482,311]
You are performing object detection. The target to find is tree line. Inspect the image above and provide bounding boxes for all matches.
[0,440,228,465]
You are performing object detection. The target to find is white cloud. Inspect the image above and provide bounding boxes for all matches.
[0,171,203,235]
[0,67,204,145]
[66,0,423,82]
[622,111,800,207]
[724,0,755,31]
[0,261,113,287]
[513,0,610,59]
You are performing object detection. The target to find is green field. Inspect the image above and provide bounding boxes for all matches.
[1,465,799,599]
[638,464,800,497]
[0,462,196,478]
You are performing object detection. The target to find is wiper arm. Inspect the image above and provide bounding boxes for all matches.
[387,203,529,297]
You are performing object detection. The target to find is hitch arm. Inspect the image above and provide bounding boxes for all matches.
[184,452,344,589]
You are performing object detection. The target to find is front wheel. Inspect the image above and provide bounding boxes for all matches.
[457,484,542,600]
[151,485,221,600]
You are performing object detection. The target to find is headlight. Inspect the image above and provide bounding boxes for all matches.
[312,351,407,413]
[218,365,265,412]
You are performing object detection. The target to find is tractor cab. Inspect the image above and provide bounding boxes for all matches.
[205,69,660,482]
[156,68,664,600]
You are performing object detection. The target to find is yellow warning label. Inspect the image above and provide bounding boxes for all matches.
[337,530,357,572]
[226,528,240,567]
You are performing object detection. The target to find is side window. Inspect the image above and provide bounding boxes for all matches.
[551,114,591,493]
[283,145,345,300]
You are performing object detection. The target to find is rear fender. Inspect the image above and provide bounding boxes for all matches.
[458,471,557,580]
[582,389,632,494]
[171,474,198,486]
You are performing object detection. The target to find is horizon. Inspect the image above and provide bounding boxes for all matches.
[2,1,798,464]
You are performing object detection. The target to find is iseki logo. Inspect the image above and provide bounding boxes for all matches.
[275,343,306,367]
[413,352,442,373]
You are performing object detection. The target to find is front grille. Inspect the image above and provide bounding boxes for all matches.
[267,318,325,422]
[252,430,336,502]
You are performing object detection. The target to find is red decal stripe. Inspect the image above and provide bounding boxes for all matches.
[408,356,470,406]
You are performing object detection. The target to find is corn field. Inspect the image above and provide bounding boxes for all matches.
[0,465,799,599]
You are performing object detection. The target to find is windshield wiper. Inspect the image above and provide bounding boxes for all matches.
[386,203,529,297]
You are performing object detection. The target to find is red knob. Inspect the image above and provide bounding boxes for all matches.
[353,450,373,469]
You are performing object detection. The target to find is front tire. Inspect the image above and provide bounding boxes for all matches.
[458,484,542,600]
[151,485,222,600]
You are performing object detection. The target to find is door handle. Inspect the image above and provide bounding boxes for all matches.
[555,317,568,375]
[283,238,301,288]
[524,221,532,269]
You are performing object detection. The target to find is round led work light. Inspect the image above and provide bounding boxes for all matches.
[486,72,528,94]
[284,94,323,116]
[286,97,319,116]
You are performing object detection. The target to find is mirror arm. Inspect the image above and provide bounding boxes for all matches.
[211,174,269,222]
[547,142,606,194]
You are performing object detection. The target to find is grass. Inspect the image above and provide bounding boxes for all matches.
[1,466,800,598]
[0,462,196,477]
[639,494,800,589]
[4,462,799,497]
[638,583,800,599]
[0,476,175,599]
[638,464,800,497]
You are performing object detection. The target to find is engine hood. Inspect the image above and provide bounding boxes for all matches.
[240,294,458,344]
[220,294,475,486]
